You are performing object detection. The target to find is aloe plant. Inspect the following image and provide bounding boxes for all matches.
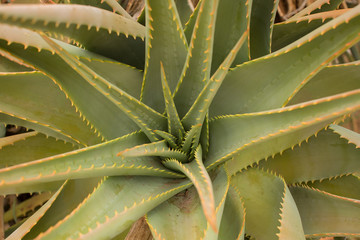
[0,0,360,239]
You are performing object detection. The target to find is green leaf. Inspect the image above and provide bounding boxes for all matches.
[6,182,65,240]
[290,185,360,238]
[0,132,75,168]
[288,61,360,105]
[118,140,188,162]
[0,181,63,196]
[258,125,360,184]
[153,130,178,149]
[34,177,191,239]
[0,132,182,195]
[0,55,31,72]
[200,114,210,158]
[272,10,347,52]
[160,62,185,138]
[147,166,229,240]
[206,90,360,172]
[183,0,201,42]
[141,0,188,111]
[148,187,207,240]
[0,122,5,137]
[174,0,194,28]
[211,0,251,72]
[231,168,305,240]
[249,0,279,59]
[174,0,219,118]
[182,31,248,130]
[41,34,166,142]
[211,6,360,116]
[217,186,245,240]
[0,24,141,141]
[0,113,81,147]
[181,123,202,154]
[0,4,145,68]
[22,178,101,240]
[81,58,143,100]
[0,71,101,146]
[307,174,360,200]
[163,146,217,231]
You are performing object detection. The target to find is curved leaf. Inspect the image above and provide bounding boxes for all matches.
[147,166,229,240]
[272,10,348,51]
[207,90,360,172]
[141,0,188,111]
[163,146,216,231]
[0,24,141,140]
[290,185,360,238]
[231,168,305,240]
[249,0,279,59]
[0,132,182,195]
[7,182,65,240]
[41,34,166,141]
[0,132,75,168]
[22,178,101,240]
[288,61,360,105]
[35,177,191,239]
[211,0,251,71]
[0,71,100,146]
[307,174,360,200]
[258,125,360,184]
[174,0,219,118]
[0,4,145,68]
[211,6,360,116]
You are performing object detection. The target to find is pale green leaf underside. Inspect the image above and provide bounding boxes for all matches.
[258,125,360,184]
[0,4,145,68]
[211,5,360,116]
[290,186,360,237]
[207,90,360,172]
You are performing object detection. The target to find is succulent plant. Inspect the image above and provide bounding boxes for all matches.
[0,0,360,239]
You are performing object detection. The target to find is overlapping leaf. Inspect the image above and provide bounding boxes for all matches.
[0,4,145,67]
[211,5,360,116]
[206,90,360,172]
